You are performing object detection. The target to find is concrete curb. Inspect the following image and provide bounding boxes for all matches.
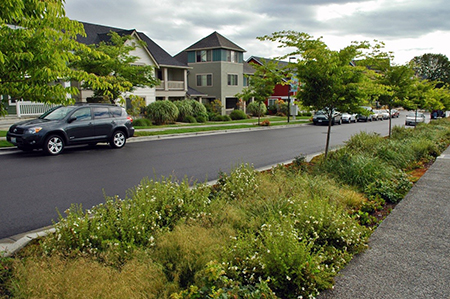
[0,227,55,258]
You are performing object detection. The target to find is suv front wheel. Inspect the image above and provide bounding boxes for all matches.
[110,130,126,149]
[44,135,64,155]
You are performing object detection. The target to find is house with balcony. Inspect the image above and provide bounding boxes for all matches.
[175,32,247,115]
[76,22,191,105]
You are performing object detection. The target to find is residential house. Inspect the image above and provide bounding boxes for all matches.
[175,31,247,115]
[76,22,192,105]
[246,56,292,107]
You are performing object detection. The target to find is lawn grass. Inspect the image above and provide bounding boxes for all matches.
[133,116,309,129]
[0,140,12,147]
[134,120,308,136]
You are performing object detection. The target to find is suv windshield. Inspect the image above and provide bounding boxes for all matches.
[39,106,75,120]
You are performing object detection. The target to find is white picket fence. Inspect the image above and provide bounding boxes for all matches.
[15,101,56,117]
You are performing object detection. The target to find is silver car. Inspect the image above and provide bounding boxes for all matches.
[405,112,426,126]
[341,113,357,123]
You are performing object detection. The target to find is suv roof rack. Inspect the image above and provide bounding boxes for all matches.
[73,102,117,106]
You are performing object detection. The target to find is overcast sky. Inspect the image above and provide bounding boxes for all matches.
[64,0,449,65]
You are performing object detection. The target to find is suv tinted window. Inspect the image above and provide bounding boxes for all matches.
[109,106,123,117]
[72,107,92,121]
[93,107,110,119]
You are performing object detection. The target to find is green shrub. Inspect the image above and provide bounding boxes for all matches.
[146,100,179,125]
[195,115,207,123]
[132,118,152,127]
[174,261,277,298]
[183,115,197,123]
[344,131,383,154]
[229,109,247,120]
[174,100,193,122]
[211,114,231,121]
[190,100,207,118]
[247,101,267,117]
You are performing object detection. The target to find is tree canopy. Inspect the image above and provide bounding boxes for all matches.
[258,31,386,157]
[411,53,450,86]
[0,0,105,115]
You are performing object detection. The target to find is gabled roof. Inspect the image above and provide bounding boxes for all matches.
[246,56,290,82]
[187,87,207,97]
[247,56,290,69]
[180,31,246,53]
[77,22,187,69]
[243,62,256,75]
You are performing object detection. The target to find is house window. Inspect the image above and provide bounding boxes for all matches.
[226,50,238,63]
[197,74,212,87]
[243,75,249,87]
[227,74,238,86]
[196,50,212,62]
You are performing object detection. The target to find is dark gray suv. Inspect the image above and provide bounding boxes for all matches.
[7,103,135,155]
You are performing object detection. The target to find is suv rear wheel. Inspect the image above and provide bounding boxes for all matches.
[110,130,126,149]
[44,135,64,155]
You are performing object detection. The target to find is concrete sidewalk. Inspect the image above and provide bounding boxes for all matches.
[320,147,450,299]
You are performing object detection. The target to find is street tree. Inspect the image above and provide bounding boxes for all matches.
[0,0,105,116]
[405,79,450,113]
[236,59,282,125]
[259,31,385,158]
[373,64,415,137]
[70,32,159,103]
[411,53,450,86]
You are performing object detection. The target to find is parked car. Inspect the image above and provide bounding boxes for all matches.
[380,110,390,120]
[405,111,426,126]
[390,109,400,118]
[6,103,134,155]
[341,113,357,123]
[356,106,374,122]
[372,110,384,121]
[431,110,446,119]
[312,110,342,125]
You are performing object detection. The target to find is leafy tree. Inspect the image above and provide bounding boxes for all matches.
[373,64,415,137]
[411,53,450,86]
[70,31,159,103]
[236,59,282,125]
[0,0,104,116]
[405,79,450,112]
[259,31,385,158]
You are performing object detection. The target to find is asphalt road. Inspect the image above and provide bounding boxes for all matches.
[0,115,407,239]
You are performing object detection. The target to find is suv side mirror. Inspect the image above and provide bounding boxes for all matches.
[68,116,77,123]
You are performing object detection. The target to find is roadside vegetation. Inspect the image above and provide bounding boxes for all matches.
[1,119,449,298]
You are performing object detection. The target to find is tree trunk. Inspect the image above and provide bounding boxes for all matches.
[325,117,332,159]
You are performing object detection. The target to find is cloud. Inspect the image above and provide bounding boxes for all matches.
[64,0,450,64]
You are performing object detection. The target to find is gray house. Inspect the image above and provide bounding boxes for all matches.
[175,32,247,114]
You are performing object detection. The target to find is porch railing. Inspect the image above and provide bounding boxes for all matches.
[156,81,185,91]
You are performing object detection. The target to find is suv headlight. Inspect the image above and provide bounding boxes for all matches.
[25,127,42,134]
